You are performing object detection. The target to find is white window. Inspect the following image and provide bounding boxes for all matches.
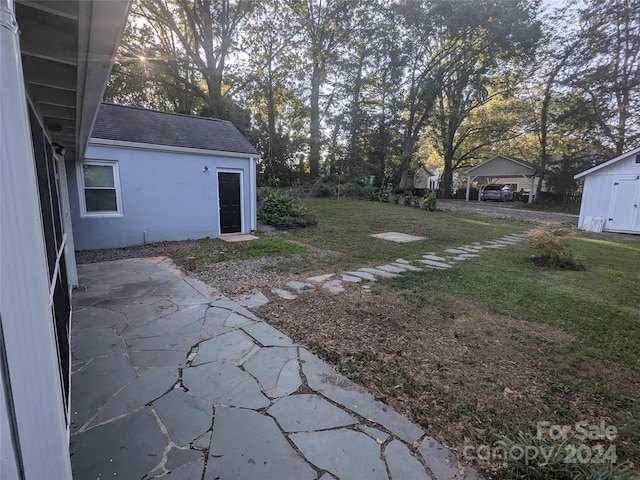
[78,160,122,217]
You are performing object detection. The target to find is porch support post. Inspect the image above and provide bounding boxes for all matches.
[465,176,471,201]
[0,1,73,478]
[529,176,535,203]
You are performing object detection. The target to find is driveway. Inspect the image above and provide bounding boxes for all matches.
[437,199,578,226]
[69,257,479,480]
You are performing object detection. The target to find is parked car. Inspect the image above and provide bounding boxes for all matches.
[481,184,514,202]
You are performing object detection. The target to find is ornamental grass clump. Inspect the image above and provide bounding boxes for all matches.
[526,227,584,270]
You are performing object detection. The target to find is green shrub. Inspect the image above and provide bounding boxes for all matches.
[422,191,437,211]
[339,182,366,199]
[258,190,317,227]
[526,227,584,270]
[370,180,392,202]
[309,179,335,198]
[404,195,414,207]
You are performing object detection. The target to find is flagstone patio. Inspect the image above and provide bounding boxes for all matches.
[69,257,478,479]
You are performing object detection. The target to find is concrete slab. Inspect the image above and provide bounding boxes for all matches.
[268,394,357,432]
[219,233,260,242]
[291,429,387,480]
[370,232,426,243]
[208,407,316,480]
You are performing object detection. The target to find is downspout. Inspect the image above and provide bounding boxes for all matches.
[250,157,257,232]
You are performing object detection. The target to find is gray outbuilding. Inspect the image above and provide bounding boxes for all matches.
[68,103,259,250]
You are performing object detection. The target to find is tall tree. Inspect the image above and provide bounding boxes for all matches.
[428,0,541,197]
[243,0,301,184]
[108,0,253,120]
[570,0,640,154]
[285,0,356,178]
[393,0,441,190]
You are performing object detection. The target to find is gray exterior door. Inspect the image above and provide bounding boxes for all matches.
[218,172,242,234]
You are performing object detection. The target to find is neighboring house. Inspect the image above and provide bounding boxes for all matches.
[413,164,438,193]
[1,1,130,478]
[574,146,640,234]
[464,154,537,202]
[69,103,259,250]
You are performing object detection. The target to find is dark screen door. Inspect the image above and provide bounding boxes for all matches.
[218,172,241,233]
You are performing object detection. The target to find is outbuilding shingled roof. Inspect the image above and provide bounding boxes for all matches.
[91,103,258,155]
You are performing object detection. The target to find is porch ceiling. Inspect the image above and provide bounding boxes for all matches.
[16,0,130,160]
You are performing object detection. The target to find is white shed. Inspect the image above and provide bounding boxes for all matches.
[574,146,640,234]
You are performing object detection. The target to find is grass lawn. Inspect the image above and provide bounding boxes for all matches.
[251,198,640,478]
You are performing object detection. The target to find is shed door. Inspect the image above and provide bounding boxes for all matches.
[218,172,242,234]
[607,176,639,232]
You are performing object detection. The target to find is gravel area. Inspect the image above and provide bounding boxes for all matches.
[437,198,579,226]
[191,255,297,295]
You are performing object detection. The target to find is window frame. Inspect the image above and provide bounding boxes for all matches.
[77,159,123,217]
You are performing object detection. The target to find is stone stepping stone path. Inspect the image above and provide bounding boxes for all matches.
[236,232,526,306]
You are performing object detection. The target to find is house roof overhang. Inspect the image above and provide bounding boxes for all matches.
[465,154,535,178]
[16,0,130,161]
[574,145,640,179]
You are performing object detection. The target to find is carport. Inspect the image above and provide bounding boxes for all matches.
[465,154,536,203]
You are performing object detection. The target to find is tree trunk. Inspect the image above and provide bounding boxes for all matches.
[348,53,365,177]
[309,60,322,179]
